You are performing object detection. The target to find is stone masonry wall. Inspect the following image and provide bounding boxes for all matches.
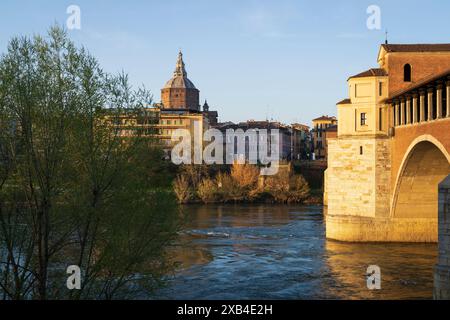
[327,137,377,218]
[434,175,450,299]
[375,138,391,218]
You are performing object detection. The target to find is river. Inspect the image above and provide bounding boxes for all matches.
[156,204,436,300]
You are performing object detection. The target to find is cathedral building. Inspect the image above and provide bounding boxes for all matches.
[106,51,219,156]
[155,51,218,152]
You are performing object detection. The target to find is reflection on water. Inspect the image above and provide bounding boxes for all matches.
[157,205,436,300]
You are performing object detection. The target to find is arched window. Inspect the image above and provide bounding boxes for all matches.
[404,64,412,82]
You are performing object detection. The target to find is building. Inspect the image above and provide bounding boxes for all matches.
[325,43,450,243]
[213,120,309,163]
[291,123,311,160]
[161,51,199,111]
[156,51,219,153]
[311,115,337,160]
[323,124,337,162]
[106,51,219,157]
[202,100,218,126]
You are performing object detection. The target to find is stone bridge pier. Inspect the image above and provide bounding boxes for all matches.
[434,175,450,299]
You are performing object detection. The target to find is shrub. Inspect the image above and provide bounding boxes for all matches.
[230,162,260,189]
[264,172,310,203]
[264,171,290,202]
[179,165,208,191]
[173,174,192,203]
[215,172,244,202]
[287,175,311,203]
[197,177,218,203]
[229,163,262,200]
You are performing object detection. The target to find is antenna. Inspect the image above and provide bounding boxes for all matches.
[385,29,389,45]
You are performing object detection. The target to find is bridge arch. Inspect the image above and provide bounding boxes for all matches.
[392,135,450,225]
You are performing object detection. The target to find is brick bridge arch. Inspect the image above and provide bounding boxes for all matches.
[391,134,450,241]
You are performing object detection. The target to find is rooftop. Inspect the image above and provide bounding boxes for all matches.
[381,43,450,53]
[348,68,387,80]
[312,115,337,122]
[336,98,351,105]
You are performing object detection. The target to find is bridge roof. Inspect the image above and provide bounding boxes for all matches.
[384,68,450,103]
[382,44,450,53]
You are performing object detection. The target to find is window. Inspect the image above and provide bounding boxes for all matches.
[379,108,382,131]
[360,146,363,155]
[360,112,367,126]
[379,82,383,96]
[404,64,412,82]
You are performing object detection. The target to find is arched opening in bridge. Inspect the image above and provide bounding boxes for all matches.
[393,141,450,222]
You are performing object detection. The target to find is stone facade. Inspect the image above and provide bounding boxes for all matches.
[434,175,450,299]
[327,137,377,218]
[326,136,391,219]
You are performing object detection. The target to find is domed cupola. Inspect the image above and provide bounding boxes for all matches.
[161,51,200,111]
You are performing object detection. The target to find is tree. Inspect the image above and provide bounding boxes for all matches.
[0,25,180,300]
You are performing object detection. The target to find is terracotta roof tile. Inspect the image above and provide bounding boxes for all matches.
[337,98,351,105]
[348,68,387,80]
[382,44,450,53]
[312,115,336,122]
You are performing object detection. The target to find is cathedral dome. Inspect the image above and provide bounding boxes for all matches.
[163,51,197,89]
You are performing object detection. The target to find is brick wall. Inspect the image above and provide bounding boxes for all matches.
[161,88,199,110]
[386,53,450,94]
[390,119,450,194]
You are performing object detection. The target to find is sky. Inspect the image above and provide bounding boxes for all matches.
[1,0,450,126]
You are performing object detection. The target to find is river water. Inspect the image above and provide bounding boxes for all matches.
[156,205,436,300]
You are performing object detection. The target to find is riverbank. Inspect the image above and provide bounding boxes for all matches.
[173,163,321,205]
[174,193,323,205]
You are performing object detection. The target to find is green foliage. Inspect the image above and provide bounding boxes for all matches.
[0,25,180,300]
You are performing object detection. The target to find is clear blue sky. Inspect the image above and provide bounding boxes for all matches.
[1,0,450,126]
